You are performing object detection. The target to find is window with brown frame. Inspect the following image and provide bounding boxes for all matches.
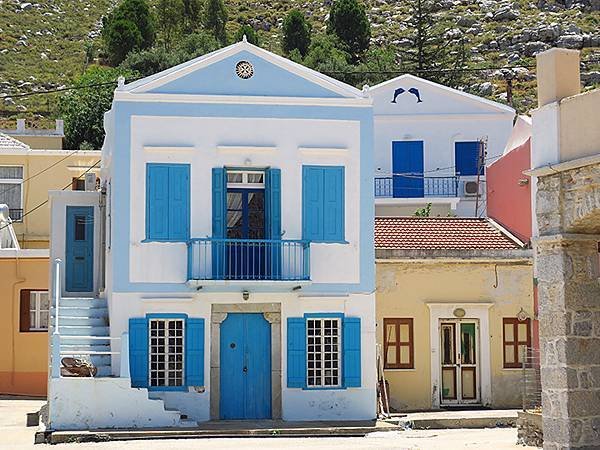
[20,290,49,332]
[383,318,414,369]
[503,318,531,368]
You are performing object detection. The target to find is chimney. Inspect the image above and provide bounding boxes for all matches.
[16,119,25,132]
[536,48,580,108]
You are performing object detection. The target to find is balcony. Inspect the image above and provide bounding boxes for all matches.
[187,238,310,283]
[374,176,459,199]
[9,208,23,222]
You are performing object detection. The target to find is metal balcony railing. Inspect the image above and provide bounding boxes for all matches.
[187,238,310,281]
[9,208,23,222]
[374,176,459,198]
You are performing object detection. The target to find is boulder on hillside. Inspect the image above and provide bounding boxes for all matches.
[523,41,550,56]
[556,34,584,48]
[492,6,520,20]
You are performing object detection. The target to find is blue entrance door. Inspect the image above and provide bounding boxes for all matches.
[220,313,271,419]
[392,141,424,198]
[65,206,94,292]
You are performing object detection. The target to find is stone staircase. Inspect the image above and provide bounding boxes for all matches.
[52,297,112,377]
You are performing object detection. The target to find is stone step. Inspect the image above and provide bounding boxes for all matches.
[60,336,112,346]
[52,306,108,318]
[57,325,110,336]
[59,298,106,308]
[53,316,108,327]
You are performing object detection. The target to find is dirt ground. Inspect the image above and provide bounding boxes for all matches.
[0,397,537,450]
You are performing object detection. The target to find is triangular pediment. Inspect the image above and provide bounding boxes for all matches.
[122,42,363,99]
[370,74,515,116]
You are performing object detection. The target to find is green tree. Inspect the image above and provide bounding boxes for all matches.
[282,10,311,57]
[235,24,259,45]
[355,46,398,86]
[414,203,432,217]
[121,31,219,77]
[303,34,352,84]
[399,0,468,87]
[155,0,185,50]
[327,0,370,61]
[59,67,138,149]
[102,17,143,65]
[182,0,202,32]
[204,0,227,45]
[101,0,155,65]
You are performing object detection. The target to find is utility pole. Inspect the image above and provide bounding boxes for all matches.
[474,138,487,217]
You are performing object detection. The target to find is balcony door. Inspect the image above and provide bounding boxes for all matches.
[392,141,424,198]
[226,171,266,279]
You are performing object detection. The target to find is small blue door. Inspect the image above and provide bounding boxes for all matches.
[220,313,271,419]
[392,141,424,198]
[65,206,94,292]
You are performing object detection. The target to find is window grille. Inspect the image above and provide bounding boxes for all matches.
[149,319,185,387]
[306,318,341,387]
[29,291,49,330]
[226,170,265,188]
[0,166,24,222]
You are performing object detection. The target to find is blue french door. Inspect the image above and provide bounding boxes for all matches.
[220,313,272,419]
[226,189,266,279]
[65,206,94,292]
[392,141,424,198]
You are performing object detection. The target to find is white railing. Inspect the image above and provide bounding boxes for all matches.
[51,258,61,378]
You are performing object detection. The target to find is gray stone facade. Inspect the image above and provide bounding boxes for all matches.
[535,162,600,449]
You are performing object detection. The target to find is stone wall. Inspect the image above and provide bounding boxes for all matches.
[535,162,600,449]
[518,411,544,448]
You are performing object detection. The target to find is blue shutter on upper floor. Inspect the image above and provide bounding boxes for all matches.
[168,165,190,241]
[302,166,324,241]
[455,141,483,176]
[129,317,149,388]
[265,168,282,240]
[287,317,306,388]
[185,318,205,387]
[323,167,344,242]
[212,168,227,238]
[146,165,169,240]
[342,317,361,388]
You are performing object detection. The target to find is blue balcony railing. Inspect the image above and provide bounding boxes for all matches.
[374,176,459,198]
[187,238,310,281]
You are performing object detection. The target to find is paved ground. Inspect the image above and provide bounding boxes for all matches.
[0,397,536,450]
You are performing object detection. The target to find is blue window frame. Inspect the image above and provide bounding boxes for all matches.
[455,141,484,176]
[129,313,205,391]
[302,166,345,243]
[287,313,361,390]
[146,163,190,241]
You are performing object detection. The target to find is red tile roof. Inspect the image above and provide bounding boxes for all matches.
[374,217,523,250]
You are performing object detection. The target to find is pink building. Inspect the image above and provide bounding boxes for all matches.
[486,116,532,243]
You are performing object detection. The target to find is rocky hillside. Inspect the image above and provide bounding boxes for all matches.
[0,0,598,127]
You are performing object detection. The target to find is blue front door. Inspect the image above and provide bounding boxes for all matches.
[65,206,94,292]
[220,313,271,419]
[392,141,424,198]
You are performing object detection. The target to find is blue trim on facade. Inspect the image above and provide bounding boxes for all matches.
[146,313,189,320]
[303,312,345,319]
[110,101,374,295]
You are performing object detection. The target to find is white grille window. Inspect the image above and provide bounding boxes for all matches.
[307,318,341,388]
[29,291,49,330]
[149,319,185,387]
[0,166,24,222]
[226,170,265,188]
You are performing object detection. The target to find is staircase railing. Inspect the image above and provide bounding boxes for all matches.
[51,258,61,378]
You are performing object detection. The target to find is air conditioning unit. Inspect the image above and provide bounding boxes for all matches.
[463,181,482,197]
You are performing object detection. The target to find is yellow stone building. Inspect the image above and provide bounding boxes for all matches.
[0,121,100,396]
[375,217,533,410]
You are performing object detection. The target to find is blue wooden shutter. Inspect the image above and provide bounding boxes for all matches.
[185,318,205,387]
[287,317,306,388]
[146,165,169,240]
[212,168,227,238]
[302,166,324,241]
[343,317,361,388]
[455,141,482,176]
[212,168,227,279]
[129,318,149,388]
[323,167,344,242]
[265,168,282,240]
[168,165,190,241]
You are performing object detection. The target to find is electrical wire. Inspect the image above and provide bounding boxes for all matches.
[0,160,101,233]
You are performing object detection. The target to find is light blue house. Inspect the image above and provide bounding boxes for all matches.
[47,39,376,429]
